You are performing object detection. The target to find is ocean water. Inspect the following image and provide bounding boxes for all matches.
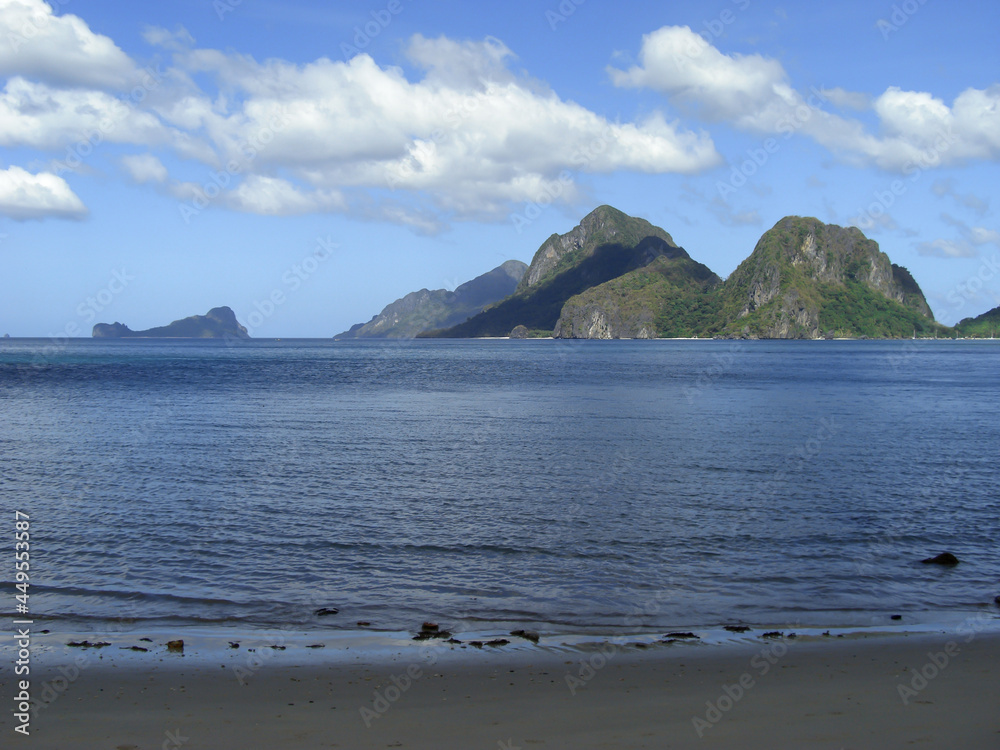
[1,338,998,636]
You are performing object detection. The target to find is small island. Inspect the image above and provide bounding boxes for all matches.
[93,306,250,339]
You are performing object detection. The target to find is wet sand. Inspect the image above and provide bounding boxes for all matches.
[3,630,998,749]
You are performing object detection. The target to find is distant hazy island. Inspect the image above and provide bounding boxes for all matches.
[93,306,249,339]
[335,260,527,339]
[336,205,997,340]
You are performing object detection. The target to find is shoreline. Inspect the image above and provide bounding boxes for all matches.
[11,609,999,667]
[5,628,998,749]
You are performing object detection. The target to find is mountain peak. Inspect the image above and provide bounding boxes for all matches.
[426,207,693,338]
[516,205,679,293]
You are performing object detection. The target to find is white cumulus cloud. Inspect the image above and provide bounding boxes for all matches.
[142,31,720,224]
[0,0,135,88]
[610,25,1000,173]
[0,165,86,219]
[0,77,174,152]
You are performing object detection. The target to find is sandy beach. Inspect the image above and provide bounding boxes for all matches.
[4,628,997,749]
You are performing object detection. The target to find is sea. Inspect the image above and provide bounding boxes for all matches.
[2,338,998,641]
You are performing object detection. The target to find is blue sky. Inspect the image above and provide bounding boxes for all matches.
[1,0,998,336]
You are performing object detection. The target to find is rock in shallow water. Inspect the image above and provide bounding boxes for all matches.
[921,552,960,566]
[510,629,540,643]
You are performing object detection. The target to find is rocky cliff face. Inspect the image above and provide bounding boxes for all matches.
[337,260,527,338]
[553,304,658,339]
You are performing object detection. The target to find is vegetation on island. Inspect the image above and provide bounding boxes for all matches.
[955,305,1000,338]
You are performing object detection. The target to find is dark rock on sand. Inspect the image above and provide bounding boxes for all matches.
[761,631,783,639]
[994,595,1000,607]
[665,632,700,639]
[166,639,184,653]
[306,644,325,649]
[229,642,240,649]
[724,625,751,633]
[139,637,153,642]
[314,607,340,616]
[510,629,540,643]
[485,638,510,647]
[413,630,452,641]
[891,615,902,620]
[356,621,371,627]
[413,622,452,641]
[469,641,484,648]
[121,646,148,652]
[68,640,110,648]
[921,552,959,565]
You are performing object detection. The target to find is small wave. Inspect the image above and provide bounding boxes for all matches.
[14,584,246,608]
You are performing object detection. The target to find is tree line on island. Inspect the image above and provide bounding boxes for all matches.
[91,206,998,340]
